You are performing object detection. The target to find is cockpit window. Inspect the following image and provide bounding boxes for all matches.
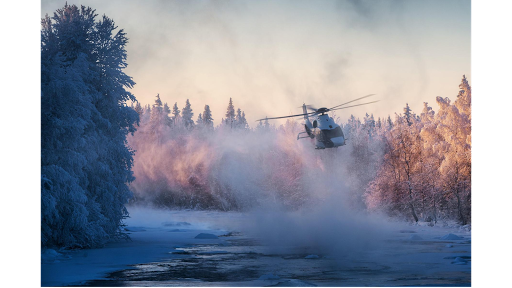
[321,126,344,139]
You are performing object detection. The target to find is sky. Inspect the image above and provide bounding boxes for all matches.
[41,0,470,126]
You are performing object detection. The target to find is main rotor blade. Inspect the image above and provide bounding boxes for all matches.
[305,105,318,112]
[255,111,316,122]
[328,94,376,110]
[329,100,380,111]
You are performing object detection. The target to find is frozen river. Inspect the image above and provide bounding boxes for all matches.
[42,207,471,287]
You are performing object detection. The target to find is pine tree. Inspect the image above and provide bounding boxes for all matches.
[235,108,247,129]
[196,113,203,126]
[149,94,171,134]
[256,120,264,130]
[150,94,163,123]
[404,103,413,126]
[134,102,143,116]
[455,75,471,120]
[163,103,171,125]
[202,105,214,129]
[172,102,180,126]
[386,115,393,130]
[182,99,194,129]
[364,113,376,137]
[225,98,235,128]
[241,111,248,129]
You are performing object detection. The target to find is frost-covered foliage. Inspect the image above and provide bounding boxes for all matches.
[127,98,340,210]
[127,77,471,226]
[41,4,138,248]
[365,76,471,224]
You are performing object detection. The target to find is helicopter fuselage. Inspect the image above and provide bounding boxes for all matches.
[299,105,346,149]
[259,97,377,150]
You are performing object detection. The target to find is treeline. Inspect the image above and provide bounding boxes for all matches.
[130,96,249,133]
[129,77,471,225]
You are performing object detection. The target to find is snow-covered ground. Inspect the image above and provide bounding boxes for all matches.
[41,206,471,286]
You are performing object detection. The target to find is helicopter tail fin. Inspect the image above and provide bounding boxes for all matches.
[302,103,313,130]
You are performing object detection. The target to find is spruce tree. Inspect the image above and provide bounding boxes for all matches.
[202,105,214,129]
[404,103,413,126]
[172,102,180,126]
[41,3,138,248]
[196,113,203,126]
[182,99,194,129]
[225,98,235,128]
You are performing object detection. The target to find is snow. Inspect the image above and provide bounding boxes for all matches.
[441,233,464,240]
[41,249,64,264]
[194,233,219,239]
[41,207,471,286]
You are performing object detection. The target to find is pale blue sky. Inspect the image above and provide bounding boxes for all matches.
[41,0,471,125]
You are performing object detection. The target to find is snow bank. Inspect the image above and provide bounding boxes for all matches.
[441,233,464,240]
[194,233,218,239]
[41,249,63,263]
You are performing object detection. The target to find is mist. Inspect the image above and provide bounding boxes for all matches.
[125,104,397,260]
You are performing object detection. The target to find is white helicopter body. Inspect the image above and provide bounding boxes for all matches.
[298,104,346,149]
[257,95,378,150]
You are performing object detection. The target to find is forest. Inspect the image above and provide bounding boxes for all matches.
[41,4,471,249]
[127,76,471,226]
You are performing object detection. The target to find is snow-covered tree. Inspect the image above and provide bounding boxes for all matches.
[147,94,172,142]
[225,98,235,128]
[366,76,471,224]
[134,101,143,117]
[196,113,203,126]
[420,102,435,123]
[366,114,422,222]
[363,113,376,138]
[41,3,138,248]
[202,105,214,129]
[404,103,413,126]
[149,94,163,126]
[434,95,471,224]
[163,103,171,125]
[235,108,248,129]
[172,102,180,127]
[386,115,393,130]
[455,75,471,120]
[182,99,194,130]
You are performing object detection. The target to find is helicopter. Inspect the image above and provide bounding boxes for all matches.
[256,94,378,149]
